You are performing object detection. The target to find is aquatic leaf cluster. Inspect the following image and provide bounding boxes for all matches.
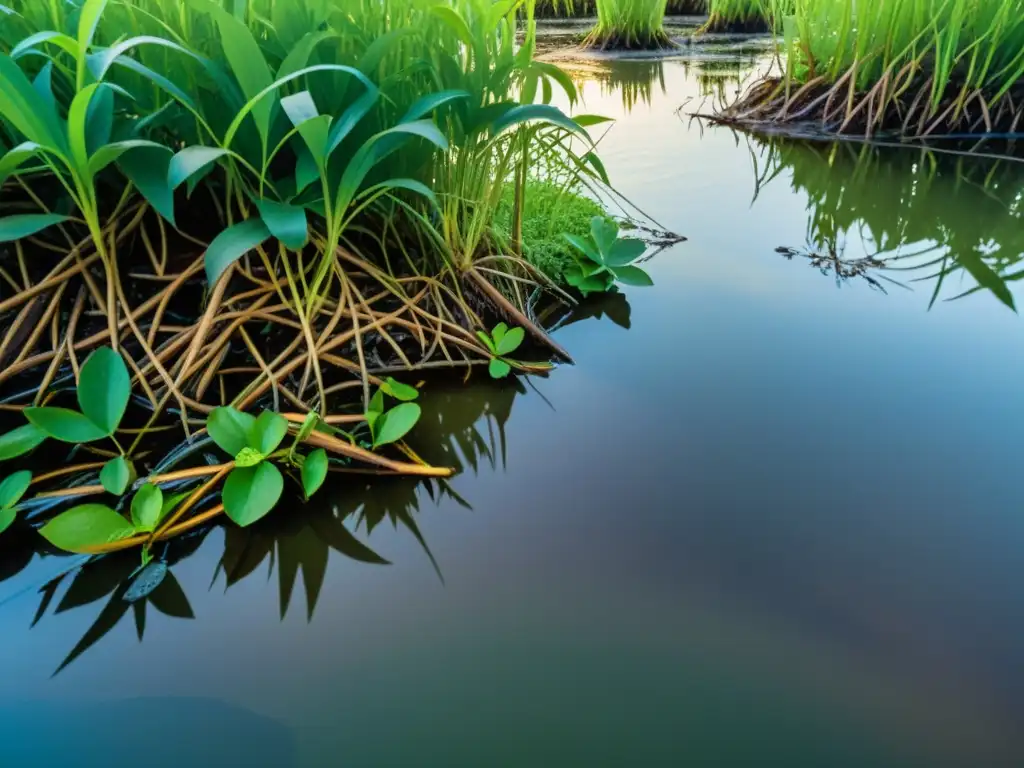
[564,216,652,297]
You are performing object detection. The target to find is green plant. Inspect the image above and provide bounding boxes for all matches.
[0,470,31,534]
[476,323,526,378]
[365,377,422,449]
[580,0,675,49]
[564,216,652,297]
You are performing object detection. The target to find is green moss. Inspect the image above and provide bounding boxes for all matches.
[493,180,608,283]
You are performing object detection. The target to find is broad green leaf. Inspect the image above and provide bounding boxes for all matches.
[490,104,590,141]
[0,141,43,190]
[492,323,509,345]
[254,199,307,251]
[40,504,135,553]
[77,0,110,60]
[223,463,283,527]
[612,265,654,287]
[207,406,257,457]
[25,407,107,443]
[10,31,78,62]
[0,214,70,243]
[130,483,163,532]
[0,470,31,509]
[158,491,191,524]
[78,347,131,434]
[489,358,512,379]
[205,218,272,287]
[495,327,525,356]
[0,423,46,460]
[564,233,599,263]
[401,90,469,121]
[430,6,473,48]
[0,54,66,151]
[606,238,647,267]
[169,146,229,190]
[119,147,175,226]
[590,217,619,260]
[85,83,114,156]
[88,139,166,179]
[250,410,289,455]
[372,403,421,448]
[476,330,497,354]
[367,389,386,418]
[0,507,15,535]
[301,449,328,498]
[100,456,131,495]
[381,377,419,402]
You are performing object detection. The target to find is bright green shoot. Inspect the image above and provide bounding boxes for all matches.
[564,216,653,296]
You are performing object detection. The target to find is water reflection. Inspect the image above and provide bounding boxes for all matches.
[752,136,1024,309]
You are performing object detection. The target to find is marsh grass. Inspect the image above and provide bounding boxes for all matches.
[714,0,1024,138]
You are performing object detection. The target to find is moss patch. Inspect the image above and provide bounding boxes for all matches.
[494,180,608,283]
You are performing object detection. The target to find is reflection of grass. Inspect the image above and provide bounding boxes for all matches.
[495,180,607,281]
[754,137,1024,309]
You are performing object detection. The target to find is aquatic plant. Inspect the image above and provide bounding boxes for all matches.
[582,0,676,49]
[715,0,1024,138]
[564,216,653,296]
[704,0,793,31]
[0,0,609,496]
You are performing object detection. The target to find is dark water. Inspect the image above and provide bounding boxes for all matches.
[4,47,1024,768]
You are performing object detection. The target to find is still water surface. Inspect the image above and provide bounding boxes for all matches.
[3,33,1024,768]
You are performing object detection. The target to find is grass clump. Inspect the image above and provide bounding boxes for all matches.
[578,0,677,49]
[716,0,1024,138]
[495,180,608,281]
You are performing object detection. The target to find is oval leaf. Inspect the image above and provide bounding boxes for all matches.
[100,455,131,495]
[251,410,289,455]
[0,213,70,243]
[223,463,283,527]
[0,507,16,535]
[612,265,654,287]
[130,483,163,532]
[0,423,46,460]
[301,448,328,498]
[207,406,257,457]
[78,347,131,434]
[495,327,524,357]
[205,218,271,288]
[489,358,512,379]
[372,403,421,448]
[40,504,135,553]
[0,470,31,509]
[381,377,419,402]
[25,407,107,443]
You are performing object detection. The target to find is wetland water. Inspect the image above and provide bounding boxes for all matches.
[3,25,1024,768]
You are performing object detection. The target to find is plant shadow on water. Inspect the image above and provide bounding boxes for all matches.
[0,293,631,677]
[749,136,1024,309]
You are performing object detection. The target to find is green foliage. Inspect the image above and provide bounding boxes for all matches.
[99,455,132,495]
[564,216,652,296]
[40,503,135,553]
[0,423,45,460]
[494,180,607,281]
[366,378,422,448]
[223,462,284,527]
[301,448,329,499]
[476,322,526,379]
[0,470,31,534]
[130,483,163,533]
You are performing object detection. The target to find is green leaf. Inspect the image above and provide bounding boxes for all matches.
[158,490,191,523]
[78,347,131,434]
[207,406,256,457]
[205,218,272,287]
[590,217,619,261]
[250,410,288,455]
[130,483,163,532]
[119,146,176,226]
[489,359,512,379]
[401,90,469,121]
[25,407,107,443]
[495,327,524,357]
[490,103,590,141]
[372,403,421,448]
[381,377,419,402]
[492,323,509,345]
[476,330,497,354]
[612,265,654,287]
[0,470,31,509]
[606,238,647,267]
[301,449,328,498]
[100,456,131,495]
[0,214,70,243]
[40,504,135,553]
[223,463,283,527]
[0,423,46,460]
[254,199,307,251]
[87,139,166,179]
[168,146,229,190]
[77,0,110,61]
[0,507,15,535]
[367,389,386,419]
[564,233,599,263]
[234,446,264,467]
[0,141,43,190]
